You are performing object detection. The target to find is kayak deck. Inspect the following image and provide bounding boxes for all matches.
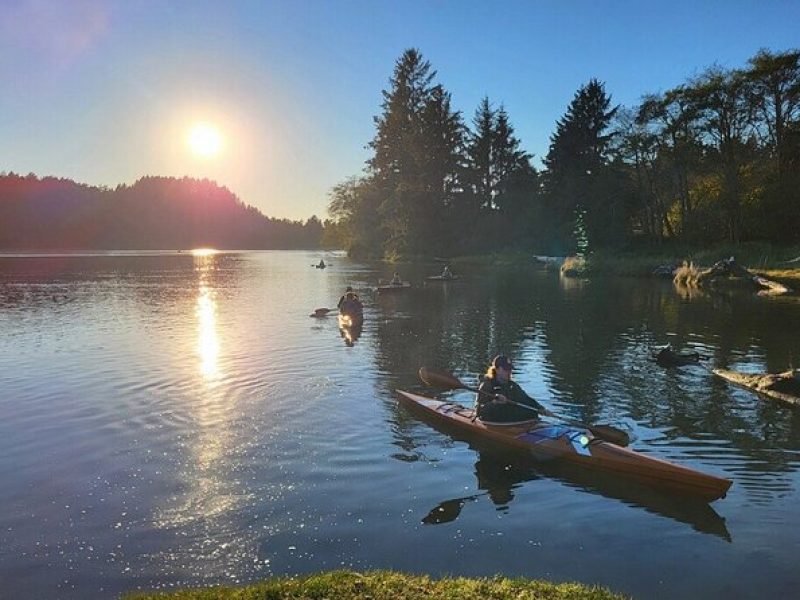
[397,390,731,502]
[338,313,364,328]
[714,368,800,407]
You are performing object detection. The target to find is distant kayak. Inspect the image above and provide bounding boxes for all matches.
[426,275,459,281]
[397,390,731,501]
[713,368,800,407]
[376,282,412,293]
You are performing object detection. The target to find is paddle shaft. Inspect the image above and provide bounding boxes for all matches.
[460,382,542,414]
[418,368,629,445]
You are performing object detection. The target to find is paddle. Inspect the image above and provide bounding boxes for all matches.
[418,367,630,446]
[310,307,336,317]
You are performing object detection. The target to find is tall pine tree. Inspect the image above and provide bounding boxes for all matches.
[544,79,623,251]
[367,49,464,257]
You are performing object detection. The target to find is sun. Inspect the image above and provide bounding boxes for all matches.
[187,122,223,157]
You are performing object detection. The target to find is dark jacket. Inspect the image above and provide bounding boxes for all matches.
[476,376,544,422]
[337,293,363,317]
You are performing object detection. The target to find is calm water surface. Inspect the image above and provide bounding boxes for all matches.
[2,250,800,599]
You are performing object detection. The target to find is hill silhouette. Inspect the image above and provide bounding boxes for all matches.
[0,173,322,250]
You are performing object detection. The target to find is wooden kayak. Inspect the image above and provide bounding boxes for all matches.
[713,368,800,407]
[376,282,412,293]
[397,390,731,501]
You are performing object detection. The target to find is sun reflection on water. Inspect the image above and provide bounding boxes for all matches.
[195,255,220,382]
[197,283,219,381]
[191,247,218,257]
[150,250,254,568]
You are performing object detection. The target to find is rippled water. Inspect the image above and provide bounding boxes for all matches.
[2,250,800,599]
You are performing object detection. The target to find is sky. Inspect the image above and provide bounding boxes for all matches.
[1,0,799,221]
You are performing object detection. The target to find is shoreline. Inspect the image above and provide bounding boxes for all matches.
[124,569,626,599]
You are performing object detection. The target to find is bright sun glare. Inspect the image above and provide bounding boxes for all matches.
[188,122,222,157]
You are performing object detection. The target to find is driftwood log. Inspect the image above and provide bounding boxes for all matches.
[684,257,791,295]
[714,368,800,407]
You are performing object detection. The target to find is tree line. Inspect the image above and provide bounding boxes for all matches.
[0,173,323,250]
[325,48,800,258]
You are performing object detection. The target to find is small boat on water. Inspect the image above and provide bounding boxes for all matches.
[376,282,412,293]
[713,368,800,407]
[426,275,459,281]
[397,390,731,501]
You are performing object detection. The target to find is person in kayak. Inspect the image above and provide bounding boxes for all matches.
[317,258,326,268]
[441,265,453,279]
[476,355,552,423]
[337,287,363,317]
[390,272,403,285]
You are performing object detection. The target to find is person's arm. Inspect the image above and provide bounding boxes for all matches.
[508,381,549,413]
[476,378,495,406]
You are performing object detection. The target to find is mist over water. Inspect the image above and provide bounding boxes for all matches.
[1,250,800,599]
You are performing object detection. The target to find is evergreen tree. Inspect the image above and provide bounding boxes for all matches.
[491,105,535,214]
[466,97,496,211]
[367,49,464,257]
[544,79,622,251]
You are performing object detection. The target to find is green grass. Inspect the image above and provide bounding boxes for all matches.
[124,570,627,600]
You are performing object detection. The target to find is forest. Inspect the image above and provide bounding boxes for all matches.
[325,48,800,258]
[0,174,323,250]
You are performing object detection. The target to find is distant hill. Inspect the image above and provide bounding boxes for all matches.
[0,173,322,250]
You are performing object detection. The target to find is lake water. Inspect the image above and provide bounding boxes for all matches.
[2,250,800,599]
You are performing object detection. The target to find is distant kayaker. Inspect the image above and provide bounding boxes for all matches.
[476,355,552,423]
[337,286,363,317]
[441,265,453,279]
[317,258,326,268]
[390,272,403,286]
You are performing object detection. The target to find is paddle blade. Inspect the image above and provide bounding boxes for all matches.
[310,307,332,318]
[419,368,466,391]
[589,425,630,447]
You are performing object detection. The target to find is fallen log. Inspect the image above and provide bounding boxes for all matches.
[690,257,791,295]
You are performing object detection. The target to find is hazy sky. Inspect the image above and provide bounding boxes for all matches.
[1,1,798,221]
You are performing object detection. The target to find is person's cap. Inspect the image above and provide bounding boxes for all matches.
[346,286,353,292]
[492,355,513,370]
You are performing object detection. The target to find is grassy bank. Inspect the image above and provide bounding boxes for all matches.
[124,569,627,600]
[542,243,800,286]
[368,242,800,285]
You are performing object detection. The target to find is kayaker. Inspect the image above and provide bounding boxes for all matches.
[390,272,403,286]
[441,265,453,279]
[337,287,363,317]
[476,355,552,423]
[317,258,326,268]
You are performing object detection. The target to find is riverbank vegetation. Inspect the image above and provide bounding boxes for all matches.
[325,48,800,261]
[125,570,625,600]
